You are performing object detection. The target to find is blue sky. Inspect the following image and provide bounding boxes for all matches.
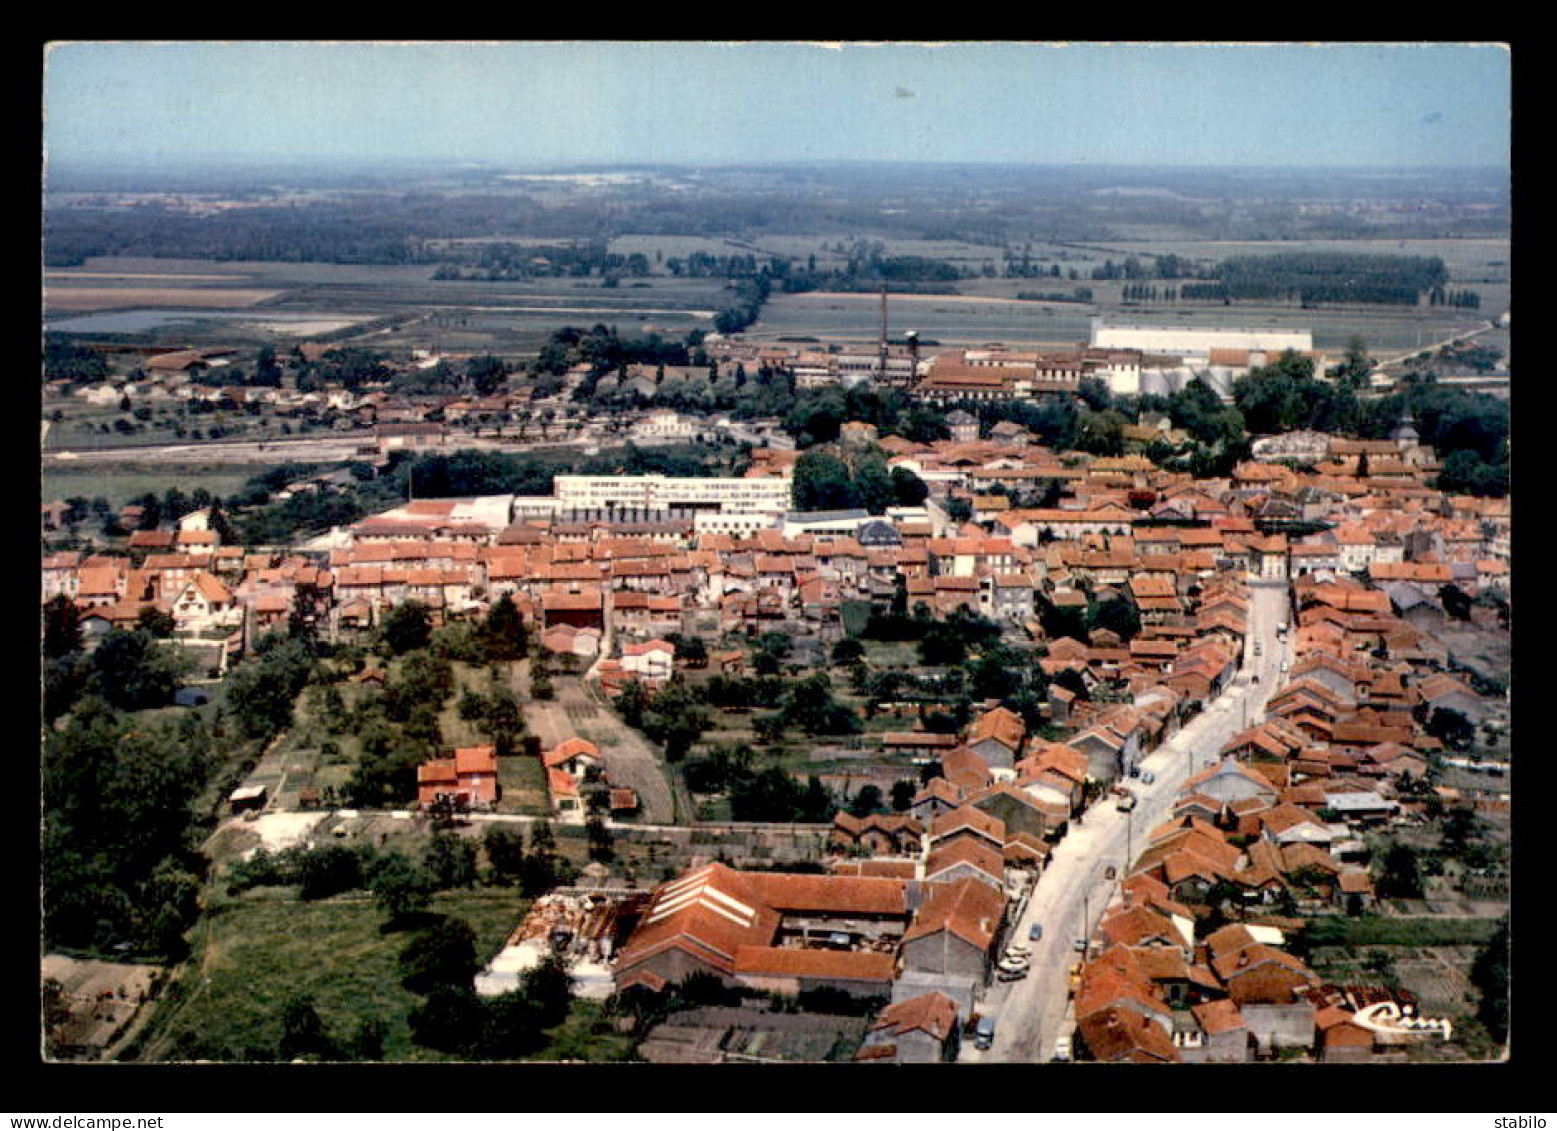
[42,41,1511,170]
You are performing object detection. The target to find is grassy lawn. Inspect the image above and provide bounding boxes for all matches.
[1301,915,1503,949]
[861,639,922,668]
[42,466,256,507]
[138,886,531,1062]
[840,600,875,638]
[497,754,549,814]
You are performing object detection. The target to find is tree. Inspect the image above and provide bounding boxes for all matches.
[751,632,792,676]
[480,988,545,1059]
[831,638,866,665]
[251,344,283,387]
[791,449,859,511]
[1087,595,1142,643]
[409,986,484,1054]
[890,779,917,812]
[86,628,191,711]
[483,594,528,661]
[369,852,437,925]
[854,453,895,516]
[278,993,335,1060]
[425,831,479,890]
[1470,916,1510,1045]
[1074,409,1128,457]
[483,825,526,886]
[382,601,433,655]
[344,1017,389,1061]
[136,605,177,639]
[399,917,479,995]
[888,465,930,508]
[1425,707,1475,752]
[849,784,886,817]
[295,843,365,900]
[522,949,575,1029]
[586,815,615,863]
[466,355,510,396]
[1438,583,1474,622]
[42,595,82,660]
[1330,336,1373,388]
[1376,843,1424,900]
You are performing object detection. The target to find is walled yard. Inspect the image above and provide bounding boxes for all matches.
[636,1005,870,1064]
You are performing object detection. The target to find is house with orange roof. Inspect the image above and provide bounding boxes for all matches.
[1186,999,1253,1063]
[910,776,965,826]
[169,571,239,633]
[856,991,961,1063]
[899,876,1007,983]
[417,745,500,811]
[547,765,584,821]
[1179,757,1280,807]
[968,781,1067,845]
[1208,940,1318,1051]
[1075,1004,1180,1064]
[935,745,994,795]
[620,638,675,682]
[964,705,1025,769]
[543,737,601,779]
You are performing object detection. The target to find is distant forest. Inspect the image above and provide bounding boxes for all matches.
[43,162,1510,268]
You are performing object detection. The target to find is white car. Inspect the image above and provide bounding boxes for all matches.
[998,956,1030,974]
[1053,1034,1072,1062]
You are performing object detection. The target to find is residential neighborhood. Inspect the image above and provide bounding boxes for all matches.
[40,41,1511,1076]
[42,359,1512,1063]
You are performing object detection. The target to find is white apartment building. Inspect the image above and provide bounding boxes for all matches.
[553,474,793,516]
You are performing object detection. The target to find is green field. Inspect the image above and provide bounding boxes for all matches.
[138,888,529,1062]
[42,465,255,507]
[1301,915,1503,949]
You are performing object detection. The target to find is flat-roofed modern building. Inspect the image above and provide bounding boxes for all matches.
[554,473,793,516]
[1091,318,1312,359]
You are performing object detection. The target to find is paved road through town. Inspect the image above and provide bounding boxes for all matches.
[963,579,1293,1063]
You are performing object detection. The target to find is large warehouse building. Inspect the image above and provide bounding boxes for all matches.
[1090,318,1313,359]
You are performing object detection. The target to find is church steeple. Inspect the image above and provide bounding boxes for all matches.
[1392,409,1420,447]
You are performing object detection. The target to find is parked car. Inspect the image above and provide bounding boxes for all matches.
[974,1016,996,1050]
[1128,765,1140,778]
[1029,923,1044,942]
[997,966,1029,983]
[1052,1034,1072,1062]
[998,956,1030,974]
[1140,770,1155,785]
[1004,944,1031,958]
[1073,937,1088,952]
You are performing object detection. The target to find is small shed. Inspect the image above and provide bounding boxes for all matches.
[228,784,268,814]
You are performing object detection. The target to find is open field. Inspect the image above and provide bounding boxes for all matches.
[45,286,284,313]
[45,257,726,352]
[756,290,1097,349]
[757,286,1497,355]
[135,888,530,1062]
[44,247,1505,358]
[42,465,255,507]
